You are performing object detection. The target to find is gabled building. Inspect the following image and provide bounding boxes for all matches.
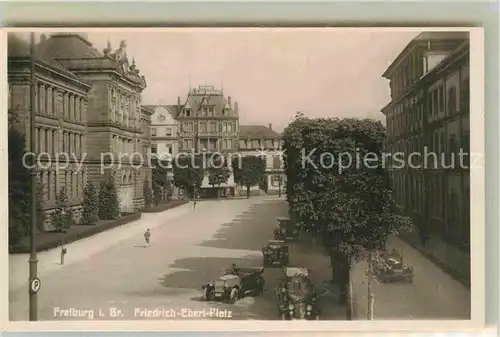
[146,105,179,159]
[239,124,285,195]
[175,85,239,153]
[33,33,151,213]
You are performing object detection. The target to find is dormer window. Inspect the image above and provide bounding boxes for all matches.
[201,107,208,116]
[208,107,214,114]
[185,108,191,117]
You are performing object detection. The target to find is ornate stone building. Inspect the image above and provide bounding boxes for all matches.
[381,32,470,280]
[174,85,239,153]
[36,34,151,212]
[8,33,92,226]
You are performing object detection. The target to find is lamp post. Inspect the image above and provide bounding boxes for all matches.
[28,31,39,321]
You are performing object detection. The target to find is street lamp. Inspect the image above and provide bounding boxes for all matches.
[28,32,39,321]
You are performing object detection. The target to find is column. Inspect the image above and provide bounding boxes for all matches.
[75,96,80,122]
[39,84,46,114]
[40,128,46,153]
[46,86,52,116]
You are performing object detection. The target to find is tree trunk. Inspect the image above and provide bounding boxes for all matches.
[329,247,341,284]
[246,186,250,198]
[338,251,350,305]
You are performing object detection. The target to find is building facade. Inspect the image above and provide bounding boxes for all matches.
[8,34,92,227]
[147,105,179,159]
[381,32,470,279]
[8,32,153,222]
[239,124,285,195]
[36,34,151,213]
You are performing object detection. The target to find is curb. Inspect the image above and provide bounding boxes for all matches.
[398,236,470,289]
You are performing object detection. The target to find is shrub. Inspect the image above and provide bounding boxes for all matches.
[82,181,99,224]
[98,175,120,220]
[50,187,72,232]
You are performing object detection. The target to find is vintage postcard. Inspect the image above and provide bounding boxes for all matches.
[2,27,484,331]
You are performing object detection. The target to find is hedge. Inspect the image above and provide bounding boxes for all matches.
[9,212,142,254]
[139,199,189,213]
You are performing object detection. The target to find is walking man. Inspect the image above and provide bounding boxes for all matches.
[144,228,151,247]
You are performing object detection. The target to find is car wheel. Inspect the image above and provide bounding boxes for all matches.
[203,288,212,301]
[229,288,238,304]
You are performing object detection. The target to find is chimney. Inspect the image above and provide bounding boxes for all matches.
[235,102,239,114]
[228,96,232,107]
[268,123,272,131]
[40,34,47,42]
[177,96,181,106]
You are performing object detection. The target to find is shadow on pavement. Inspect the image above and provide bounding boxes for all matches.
[198,200,288,251]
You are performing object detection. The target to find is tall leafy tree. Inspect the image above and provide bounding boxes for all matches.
[151,157,169,202]
[172,154,205,198]
[208,156,230,197]
[233,155,266,198]
[50,187,73,232]
[282,114,413,303]
[98,174,120,220]
[81,180,99,224]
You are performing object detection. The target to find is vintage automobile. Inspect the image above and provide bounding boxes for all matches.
[273,217,299,241]
[374,248,414,283]
[262,240,290,267]
[276,267,320,320]
[201,266,265,303]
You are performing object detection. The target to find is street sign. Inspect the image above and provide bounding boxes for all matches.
[30,277,41,293]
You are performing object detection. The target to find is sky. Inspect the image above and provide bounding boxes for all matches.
[23,29,420,132]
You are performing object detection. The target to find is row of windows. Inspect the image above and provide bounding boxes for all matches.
[182,107,233,118]
[35,83,86,123]
[391,172,470,248]
[239,139,282,150]
[151,127,173,137]
[181,121,238,133]
[111,135,134,155]
[39,169,85,203]
[35,127,85,158]
[387,115,469,169]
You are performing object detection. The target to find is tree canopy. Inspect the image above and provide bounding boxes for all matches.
[208,156,230,188]
[172,154,205,198]
[282,114,413,302]
[232,155,266,196]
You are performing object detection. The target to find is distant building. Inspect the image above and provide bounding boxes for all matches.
[381,32,470,280]
[146,105,179,160]
[238,124,285,195]
[8,33,92,227]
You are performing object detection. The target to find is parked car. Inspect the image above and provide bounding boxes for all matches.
[276,267,320,320]
[374,248,414,283]
[274,217,299,241]
[262,240,290,267]
[202,266,265,303]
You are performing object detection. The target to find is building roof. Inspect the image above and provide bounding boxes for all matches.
[37,34,146,87]
[382,31,469,78]
[239,125,279,139]
[7,33,82,81]
[178,92,231,117]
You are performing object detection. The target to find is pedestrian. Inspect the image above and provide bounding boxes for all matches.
[193,200,197,210]
[144,228,151,247]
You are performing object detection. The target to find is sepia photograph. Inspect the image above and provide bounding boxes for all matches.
[4,27,484,330]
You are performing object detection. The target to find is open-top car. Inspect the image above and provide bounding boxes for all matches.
[374,248,414,283]
[273,217,299,241]
[202,266,265,303]
[276,267,320,320]
[262,240,289,267]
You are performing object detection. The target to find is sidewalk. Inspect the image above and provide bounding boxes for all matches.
[351,236,471,320]
[9,202,195,293]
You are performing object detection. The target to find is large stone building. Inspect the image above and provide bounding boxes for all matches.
[381,32,470,280]
[35,34,152,213]
[239,124,285,195]
[8,32,152,222]
[8,34,92,226]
